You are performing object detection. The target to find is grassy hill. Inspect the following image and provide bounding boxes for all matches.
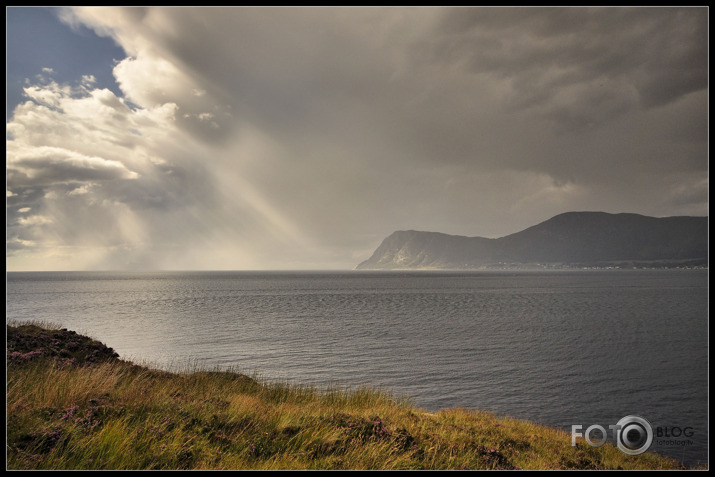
[6,322,687,470]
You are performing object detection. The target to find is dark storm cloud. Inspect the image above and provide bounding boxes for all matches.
[117,8,398,142]
[430,7,707,123]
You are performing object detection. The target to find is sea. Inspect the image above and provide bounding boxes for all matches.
[5,269,708,467]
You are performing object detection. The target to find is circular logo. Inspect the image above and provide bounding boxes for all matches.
[615,415,653,455]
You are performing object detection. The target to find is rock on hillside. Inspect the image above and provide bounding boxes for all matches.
[7,324,120,366]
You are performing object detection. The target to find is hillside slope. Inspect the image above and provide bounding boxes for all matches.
[7,323,687,470]
[356,212,708,270]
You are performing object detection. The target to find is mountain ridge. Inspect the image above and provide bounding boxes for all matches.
[356,211,708,270]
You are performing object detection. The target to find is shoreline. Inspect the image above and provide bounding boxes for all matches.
[6,322,693,470]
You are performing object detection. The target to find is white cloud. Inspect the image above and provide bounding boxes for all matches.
[67,185,93,196]
[112,53,192,108]
[22,81,70,109]
[18,215,53,226]
[81,74,97,86]
[7,70,199,270]
[7,144,139,186]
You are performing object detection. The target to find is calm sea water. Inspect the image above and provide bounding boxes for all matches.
[6,270,708,467]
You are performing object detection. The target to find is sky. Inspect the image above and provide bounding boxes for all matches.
[6,6,709,271]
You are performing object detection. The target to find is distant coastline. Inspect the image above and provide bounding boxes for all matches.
[357,212,708,270]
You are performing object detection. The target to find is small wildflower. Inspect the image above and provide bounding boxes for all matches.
[61,405,80,421]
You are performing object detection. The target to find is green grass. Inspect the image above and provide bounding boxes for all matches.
[6,323,688,470]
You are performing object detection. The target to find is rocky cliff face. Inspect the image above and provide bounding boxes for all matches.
[356,212,708,270]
